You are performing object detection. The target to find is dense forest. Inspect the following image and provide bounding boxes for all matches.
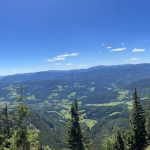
[1,65,150,149]
[1,86,150,150]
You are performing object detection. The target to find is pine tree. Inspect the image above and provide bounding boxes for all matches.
[0,104,12,149]
[68,99,84,150]
[104,132,125,150]
[145,98,150,143]
[114,131,125,150]
[128,89,146,150]
[104,136,116,150]
[12,86,30,150]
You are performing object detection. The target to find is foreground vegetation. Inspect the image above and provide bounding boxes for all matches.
[103,89,147,150]
[1,87,150,150]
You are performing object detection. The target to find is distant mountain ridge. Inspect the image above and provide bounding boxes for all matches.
[1,64,150,149]
[1,63,150,104]
[1,63,150,83]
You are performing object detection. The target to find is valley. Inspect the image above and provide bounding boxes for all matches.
[0,64,150,149]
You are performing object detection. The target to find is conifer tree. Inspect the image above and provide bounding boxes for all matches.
[0,104,12,149]
[145,98,150,143]
[2,105,11,146]
[12,86,30,150]
[128,89,146,150]
[104,132,125,150]
[68,99,84,150]
[114,131,125,150]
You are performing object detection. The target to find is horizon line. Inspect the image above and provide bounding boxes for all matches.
[1,63,150,77]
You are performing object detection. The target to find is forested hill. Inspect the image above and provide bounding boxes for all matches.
[1,64,150,149]
[1,63,150,83]
[1,63,150,105]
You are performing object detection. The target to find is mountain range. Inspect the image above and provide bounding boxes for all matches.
[1,63,150,149]
[1,63,150,104]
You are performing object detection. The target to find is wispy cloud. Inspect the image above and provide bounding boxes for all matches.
[78,64,88,68]
[47,53,79,62]
[66,63,73,66]
[132,48,145,53]
[125,57,139,63]
[54,57,66,61]
[111,47,127,52]
[56,53,78,58]
[130,57,139,61]
[107,46,112,49]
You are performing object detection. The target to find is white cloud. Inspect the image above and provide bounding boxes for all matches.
[132,48,145,53]
[47,53,79,62]
[111,47,127,52]
[57,53,78,58]
[53,57,66,61]
[107,46,112,49]
[47,59,55,62]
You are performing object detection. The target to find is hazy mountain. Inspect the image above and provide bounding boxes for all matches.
[1,63,150,84]
[1,64,150,149]
[1,63,150,104]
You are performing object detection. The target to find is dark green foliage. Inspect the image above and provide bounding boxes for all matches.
[127,89,146,150]
[0,104,12,149]
[13,86,30,150]
[104,132,125,150]
[1,105,11,138]
[68,99,84,150]
[145,98,150,144]
[114,131,125,150]
[13,127,30,150]
[104,137,115,150]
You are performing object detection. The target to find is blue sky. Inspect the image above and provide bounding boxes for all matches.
[0,0,150,75]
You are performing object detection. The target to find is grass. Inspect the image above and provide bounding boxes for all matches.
[89,87,96,92]
[125,101,133,110]
[80,119,97,130]
[60,109,71,119]
[59,106,96,129]
[141,96,148,100]
[109,112,121,117]
[86,100,134,110]
[48,92,59,99]
[80,113,86,119]
[47,111,61,116]
[68,92,76,98]
[117,90,129,101]
[50,99,71,109]
[86,101,125,107]
[26,95,36,100]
